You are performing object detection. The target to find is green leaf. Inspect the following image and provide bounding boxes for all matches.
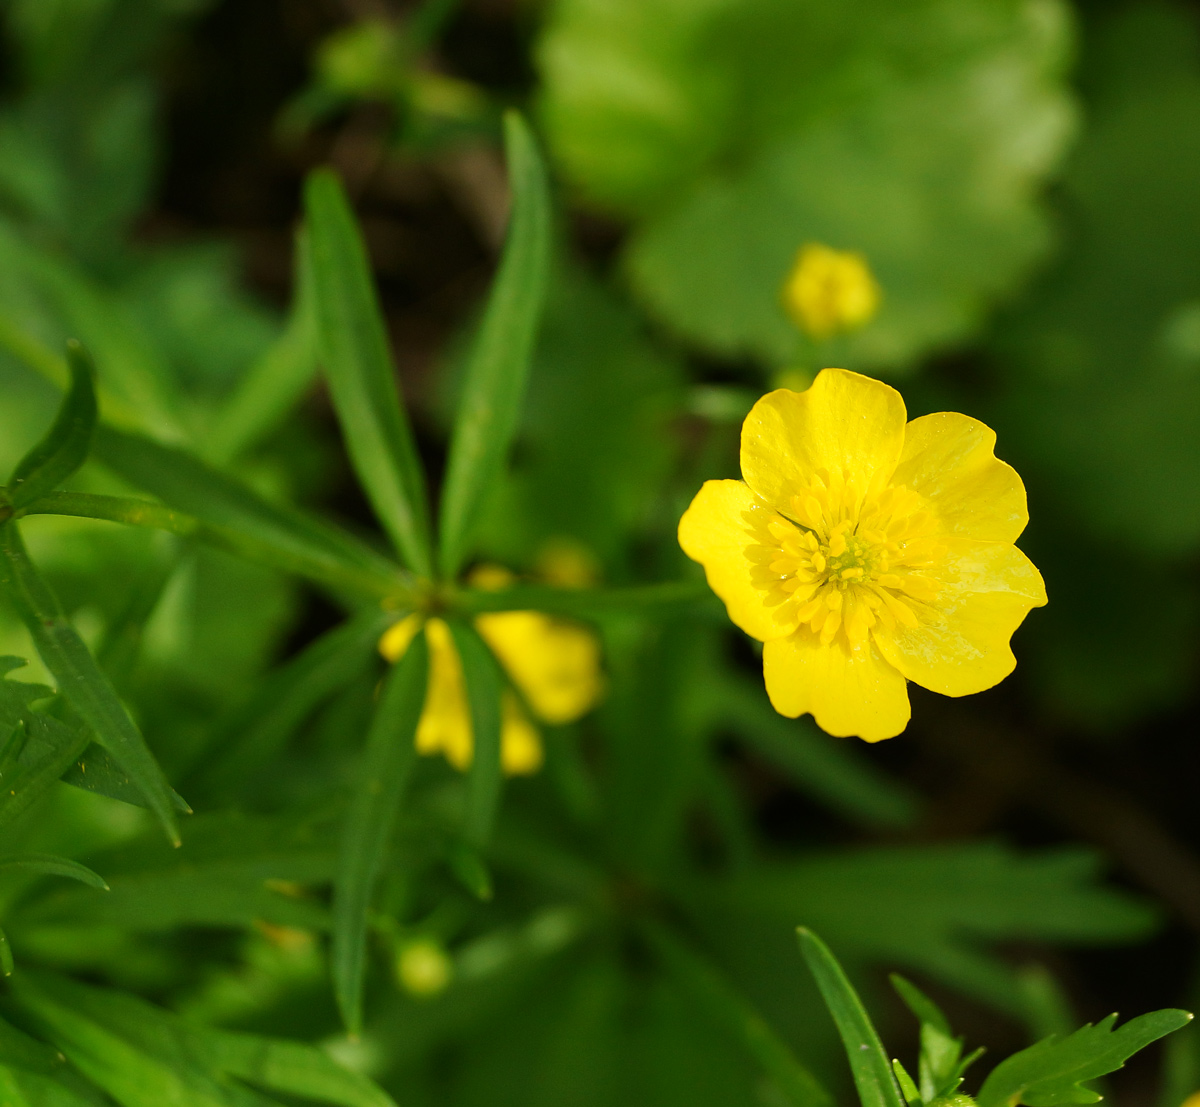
[797,928,906,1107]
[698,845,1157,1014]
[192,1026,397,1107]
[437,111,552,577]
[891,974,980,1101]
[717,677,918,829]
[0,716,90,836]
[644,919,832,1107]
[892,1061,923,1107]
[60,744,191,814]
[15,812,335,935]
[304,167,432,576]
[205,230,319,464]
[0,523,180,844]
[977,1011,1194,1107]
[5,340,97,511]
[90,428,408,599]
[8,972,397,1107]
[187,608,391,801]
[332,631,428,1035]
[539,0,1075,370]
[0,927,12,977]
[0,854,107,890]
[450,620,505,848]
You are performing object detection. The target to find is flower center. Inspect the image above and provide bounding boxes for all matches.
[752,469,945,649]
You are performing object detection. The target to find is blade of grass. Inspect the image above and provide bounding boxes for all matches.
[305,169,432,576]
[449,620,504,848]
[0,522,181,844]
[5,341,97,511]
[333,632,429,1034]
[797,928,906,1107]
[437,111,552,578]
[645,919,832,1107]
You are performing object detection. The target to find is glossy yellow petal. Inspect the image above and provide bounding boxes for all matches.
[892,413,1029,543]
[501,692,543,775]
[763,631,910,742]
[678,479,796,641]
[873,539,1047,697]
[740,369,907,512]
[415,619,473,770]
[476,610,602,724]
[379,613,423,662]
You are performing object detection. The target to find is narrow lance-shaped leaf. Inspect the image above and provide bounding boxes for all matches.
[450,620,505,849]
[437,111,552,578]
[333,632,429,1035]
[305,169,433,576]
[797,928,906,1107]
[0,523,182,844]
[5,340,97,511]
[206,227,320,464]
[0,854,108,890]
[645,919,832,1107]
[977,1010,1193,1107]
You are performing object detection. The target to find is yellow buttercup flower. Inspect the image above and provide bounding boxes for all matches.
[678,368,1046,742]
[783,243,881,341]
[379,567,602,774]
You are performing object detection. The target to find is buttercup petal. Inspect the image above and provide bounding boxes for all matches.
[873,539,1047,697]
[476,610,602,724]
[415,619,473,769]
[678,479,795,641]
[740,369,907,513]
[500,692,543,774]
[763,631,910,742]
[893,413,1029,543]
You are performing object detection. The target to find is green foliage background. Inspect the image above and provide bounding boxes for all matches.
[1,1,1198,1105]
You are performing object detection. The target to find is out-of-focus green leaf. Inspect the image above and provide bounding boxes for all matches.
[304,168,432,577]
[13,812,335,935]
[0,523,180,843]
[452,621,505,848]
[798,928,905,1107]
[91,427,408,600]
[690,844,1157,1014]
[539,0,1076,369]
[978,1010,1193,1107]
[645,920,832,1107]
[332,631,428,1035]
[60,743,190,813]
[714,677,918,829]
[5,340,96,510]
[437,111,552,577]
[186,608,391,800]
[8,971,397,1107]
[205,233,318,465]
[0,854,107,890]
[470,261,684,570]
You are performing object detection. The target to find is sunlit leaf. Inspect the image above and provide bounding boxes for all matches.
[304,167,433,576]
[437,111,552,577]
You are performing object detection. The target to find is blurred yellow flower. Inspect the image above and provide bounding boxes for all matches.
[396,937,453,998]
[783,243,880,340]
[678,368,1046,742]
[379,567,602,774]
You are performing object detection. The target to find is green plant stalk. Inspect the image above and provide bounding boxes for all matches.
[21,491,411,603]
[452,580,714,617]
[0,521,180,844]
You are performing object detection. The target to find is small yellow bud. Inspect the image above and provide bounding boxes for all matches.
[782,243,881,341]
[396,938,453,998]
[535,537,599,589]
